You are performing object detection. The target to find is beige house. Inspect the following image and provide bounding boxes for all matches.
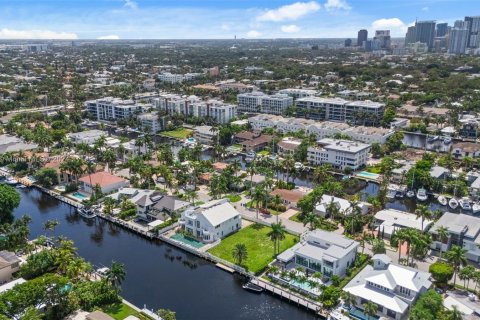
[0,251,21,284]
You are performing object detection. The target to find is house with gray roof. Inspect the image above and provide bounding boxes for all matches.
[344,254,431,320]
[0,250,21,283]
[179,199,241,243]
[0,134,38,154]
[430,212,480,262]
[277,230,358,277]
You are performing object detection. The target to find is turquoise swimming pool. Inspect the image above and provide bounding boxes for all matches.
[171,233,205,248]
[357,171,380,180]
[72,192,87,200]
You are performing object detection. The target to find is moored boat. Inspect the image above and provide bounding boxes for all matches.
[406,190,415,198]
[416,188,428,202]
[387,184,398,201]
[242,282,263,293]
[459,197,472,211]
[77,207,97,219]
[4,176,18,185]
[449,198,459,210]
[472,202,480,214]
[437,195,448,206]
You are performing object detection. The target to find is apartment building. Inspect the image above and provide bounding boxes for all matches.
[278,88,318,99]
[138,113,163,133]
[179,199,241,243]
[153,94,187,114]
[344,254,431,320]
[85,97,143,122]
[237,92,293,114]
[295,97,384,126]
[248,115,393,144]
[307,138,370,170]
[157,72,203,84]
[277,230,359,277]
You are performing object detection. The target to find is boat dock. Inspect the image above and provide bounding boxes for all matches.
[250,278,325,316]
[215,263,235,273]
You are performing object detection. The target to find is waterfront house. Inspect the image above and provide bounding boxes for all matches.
[0,251,21,283]
[270,189,306,209]
[108,188,164,218]
[430,212,480,262]
[277,230,358,277]
[313,194,370,218]
[149,195,190,220]
[78,171,129,195]
[374,209,433,239]
[451,142,480,159]
[277,137,303,157]
[0,134,38,153]
[179,199,241,243]
[343,254,431,320]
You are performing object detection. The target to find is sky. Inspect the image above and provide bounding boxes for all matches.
[0,0,477,40]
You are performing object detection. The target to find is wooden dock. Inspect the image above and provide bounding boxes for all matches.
[215,263,235,273]
[250,278,326,317]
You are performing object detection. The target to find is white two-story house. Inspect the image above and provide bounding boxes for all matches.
[277,230,358,277]
[344,254,431,320]
[179,199,241,243]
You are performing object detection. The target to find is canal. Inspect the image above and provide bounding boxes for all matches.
[13,187,318,320]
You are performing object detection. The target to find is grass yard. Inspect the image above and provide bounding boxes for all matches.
[208,224,298,274]
[257,150,270,156]
[160,128,193,139]
[226,194,242,203]
[102,302,151,320]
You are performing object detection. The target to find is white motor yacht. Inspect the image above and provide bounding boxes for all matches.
[449,198,459,210]
[437,195,448,206]
[459,197,472,211]
[416,188,428,202]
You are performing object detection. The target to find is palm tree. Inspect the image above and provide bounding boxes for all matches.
[359,231,372,254]
[447,305,464,320]
[414,204,432,232]
[303,212,319,231]
[436,226,449,259]
[252,186,266,220]
[312,164,332,185]
[185,189,198,206]
[363,301,378,320]
[342,291,356,309]
[246,164,257,196]
[106,261,126,288]
[268,222,286,256]
[232,243,248,266]
[348,198,363,235]
[156,309,176,320]
[445,245,468,286]
[43,219,59,239]
[459,265,475,289]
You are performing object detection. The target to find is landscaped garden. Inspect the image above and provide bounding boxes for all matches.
[102,302,152,320]
[160,128,193,139]
[208,224,298,274]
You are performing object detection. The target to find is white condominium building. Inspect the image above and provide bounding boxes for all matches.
[248,115,393,144]
[237,92,293,114]
[85,97,144,122]
[138,113,163,133]
[307,138,370,170]
[158,72,202,84]
[278,88,318,99]
[154,94,236,124]
[295,97,385,126]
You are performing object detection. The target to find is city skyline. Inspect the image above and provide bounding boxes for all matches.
[0,0,477,40]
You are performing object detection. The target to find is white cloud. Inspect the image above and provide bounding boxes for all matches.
[371,18,408,36]
[0,28,78,39]
[97,35,120,40]
[257,1,320,22]
[324,0,351,11]
[124,0,138,10]
[246,30,261,38]
[422,6,429,11]
[281,24,301,33]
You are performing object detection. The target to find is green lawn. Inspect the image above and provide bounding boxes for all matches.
[226,194,242,203]
[208,224,298,274]
[102,302,152,320]
[257,150,270,156]
[160,128,193,139]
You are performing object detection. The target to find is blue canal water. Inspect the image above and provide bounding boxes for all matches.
[13,187,319,320]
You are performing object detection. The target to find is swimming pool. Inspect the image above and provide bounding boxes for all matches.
[356,171,380,180]
[72,192,87,200]
[170,233,205,248]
